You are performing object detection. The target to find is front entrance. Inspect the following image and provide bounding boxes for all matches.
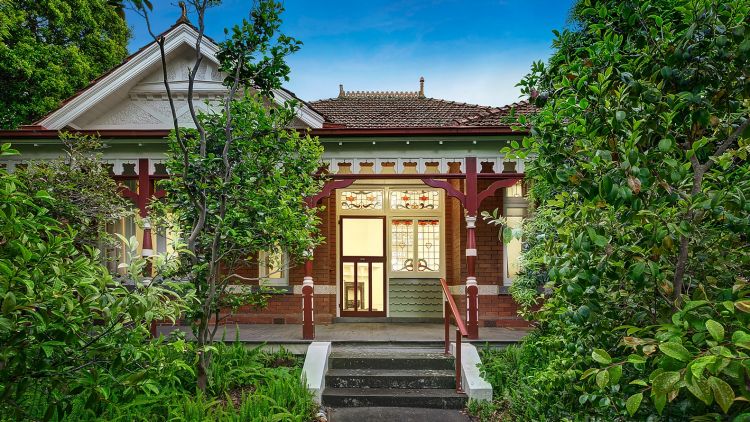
[340,217,386,316]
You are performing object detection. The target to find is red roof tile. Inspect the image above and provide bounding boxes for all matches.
[310,91,535,129]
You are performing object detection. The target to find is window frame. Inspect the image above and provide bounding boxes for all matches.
[338,184,445,279]
[259,248,289,287]
[503,183,529,286]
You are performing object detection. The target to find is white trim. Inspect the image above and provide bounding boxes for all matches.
[302,342,332,404]
[448,284,500,295]
[466,248,477,257]
[293,285,336,295]
[450,343,492,402]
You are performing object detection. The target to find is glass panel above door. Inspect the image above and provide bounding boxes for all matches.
[341,218,384,257]
[389,189,440,210]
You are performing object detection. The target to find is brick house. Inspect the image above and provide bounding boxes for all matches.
[0,20,533,339]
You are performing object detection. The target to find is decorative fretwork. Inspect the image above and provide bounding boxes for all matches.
[390,189,440,210]
[340,190,383,210]
[417,219,440,272]
[391,219,414,272]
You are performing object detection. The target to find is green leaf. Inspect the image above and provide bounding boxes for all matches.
[592,348,612,364]
[658,138,672,152]
[709,376,734,413]
[608,365,623,385]
[596,368,609,388]
[659,342,692,362]
[628,354,646,364]
[706,320,725,342]
[626,392,643,417]
[653,392,666,415]
[686,376,712,405]
[652,371,680,396]
[616,110,626,121]
[731,331,750,350]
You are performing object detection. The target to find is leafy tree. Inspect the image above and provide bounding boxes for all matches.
[131,0,323,390]
[0,144,191,420]
[14,133,134,250]
[482,0,750,419]
[0,0,129,129]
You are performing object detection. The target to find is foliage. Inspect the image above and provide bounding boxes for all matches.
[14,133,134,250]
[0,145,191,420]
[480,0,750,420]
[0,0,129,129]
[130,0,323,390]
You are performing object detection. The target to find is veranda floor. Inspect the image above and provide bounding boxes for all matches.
[156,322,529,345]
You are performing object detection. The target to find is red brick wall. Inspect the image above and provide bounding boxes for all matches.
[211,177,527,329]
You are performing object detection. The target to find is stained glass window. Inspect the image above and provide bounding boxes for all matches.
[390,190,440,210]
[506,180,524,197]
[340,190,383,210]
[390,219,414,272]
[417,220,440,272]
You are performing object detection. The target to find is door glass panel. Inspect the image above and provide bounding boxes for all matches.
[342,262,356,311]
[357,263,369,311]
[342,218,384,256]
[371,263,384,311]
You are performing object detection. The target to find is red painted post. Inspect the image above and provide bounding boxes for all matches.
[302,255,315,340]
[465,157,479,339]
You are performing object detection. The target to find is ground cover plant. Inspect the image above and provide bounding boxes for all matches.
[478,0,750,420]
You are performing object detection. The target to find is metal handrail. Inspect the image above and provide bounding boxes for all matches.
[440,278,467,393]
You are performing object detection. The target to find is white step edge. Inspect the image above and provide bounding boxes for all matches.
[302,341,332,403]
[451,342,492,402]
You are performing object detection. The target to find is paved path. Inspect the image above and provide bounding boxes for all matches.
[157,322,528,344]
[328,407,472,422]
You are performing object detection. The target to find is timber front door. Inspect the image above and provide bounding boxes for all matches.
[340,217,386,316]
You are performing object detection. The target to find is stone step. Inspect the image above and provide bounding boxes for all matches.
[328,353,454,370]
[326,368,456,389]
[322,387,467,409]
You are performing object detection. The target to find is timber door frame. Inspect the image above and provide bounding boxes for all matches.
[339,216,387,317]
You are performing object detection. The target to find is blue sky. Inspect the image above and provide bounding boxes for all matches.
[125,0,575,107]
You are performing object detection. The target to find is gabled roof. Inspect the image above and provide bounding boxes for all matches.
[310,87,535,129]
[33,21,326,130]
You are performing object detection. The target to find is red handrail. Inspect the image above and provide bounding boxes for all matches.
[440,278,468,393]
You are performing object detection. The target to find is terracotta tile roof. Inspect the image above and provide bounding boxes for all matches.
[310,90,536,129]
[451,100,537,127]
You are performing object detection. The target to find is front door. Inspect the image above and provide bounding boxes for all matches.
[340,217,386,317]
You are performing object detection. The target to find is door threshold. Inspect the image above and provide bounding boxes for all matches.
[334,317,444,324]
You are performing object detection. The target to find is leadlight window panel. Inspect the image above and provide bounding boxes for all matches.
[505,180,524,198]
[390,219,414,272]
[417,219,440,272]
[340,190,383,210]
[390,189,440,210]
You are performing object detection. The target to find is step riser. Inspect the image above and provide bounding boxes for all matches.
[329,357,454,370]
[322,394,467,409]
[326,375,456,389]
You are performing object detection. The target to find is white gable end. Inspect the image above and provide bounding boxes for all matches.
[37,23,324,130]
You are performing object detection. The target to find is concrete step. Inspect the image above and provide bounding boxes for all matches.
[328,407,471,422]
[322,387,467,409]
[328,353,454,370]
[326,368,456,389]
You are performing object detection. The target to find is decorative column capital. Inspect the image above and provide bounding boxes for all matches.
[466,276,477,287]
[465,216,477,229]
[303,276,314,287]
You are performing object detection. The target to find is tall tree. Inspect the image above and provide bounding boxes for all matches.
[0,0,129,129]
[131,0,323,391]
[484,0,750,419]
